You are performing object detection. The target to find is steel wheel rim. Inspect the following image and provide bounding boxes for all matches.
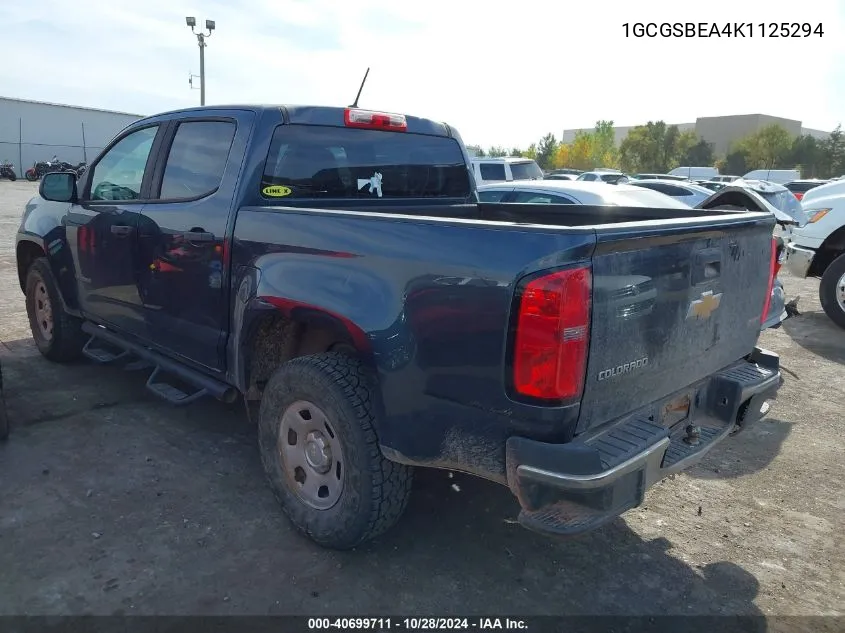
[837,272,845,313]
[33,281,54,341]
[278,400,345,510]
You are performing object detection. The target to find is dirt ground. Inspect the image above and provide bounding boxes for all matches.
[0,180,843,622]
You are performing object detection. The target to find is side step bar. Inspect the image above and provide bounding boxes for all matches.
[81,322,238,406]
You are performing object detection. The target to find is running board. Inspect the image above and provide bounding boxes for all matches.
[81,322,238,406]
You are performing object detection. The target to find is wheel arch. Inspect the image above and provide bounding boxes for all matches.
[16,236,81,313]
[809,226,845,277]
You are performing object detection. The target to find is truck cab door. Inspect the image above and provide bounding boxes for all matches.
[68,124,166,337]
[136,113,253,372]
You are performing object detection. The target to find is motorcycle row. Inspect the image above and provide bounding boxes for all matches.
[0,156,88,182]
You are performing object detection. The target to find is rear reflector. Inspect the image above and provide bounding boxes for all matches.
[793,192,804,200]
[761,238,778,324]
[513,267,592,401]
[344,108,407,132]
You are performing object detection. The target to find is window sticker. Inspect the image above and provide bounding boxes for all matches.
[263,185,292,197]
[357,172,383,198]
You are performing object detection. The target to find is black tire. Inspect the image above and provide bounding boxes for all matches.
[6,171,15,181]
[25,169,37,182]
[25,257,86,362]
[258,352,413,549]
[819,252,845,330]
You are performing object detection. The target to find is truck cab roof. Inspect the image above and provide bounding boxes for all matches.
[134,104,455,138]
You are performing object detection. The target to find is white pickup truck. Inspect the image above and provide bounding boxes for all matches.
[783,179,845,329]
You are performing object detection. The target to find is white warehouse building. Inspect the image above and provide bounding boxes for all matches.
[0,96,143,178]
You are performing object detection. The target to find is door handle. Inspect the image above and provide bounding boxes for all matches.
[110,225,134,237]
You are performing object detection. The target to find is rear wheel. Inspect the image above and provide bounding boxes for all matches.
[25,258,85,361]
[258,353,413,549]
[24,169,37,182]
[819,252,845,330]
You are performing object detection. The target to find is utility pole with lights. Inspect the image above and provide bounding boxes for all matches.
[185,16,215,105]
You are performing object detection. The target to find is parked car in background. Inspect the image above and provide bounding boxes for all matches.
[784,179,828,201]
[546,168,583,177]
[669,166,718,181]
[628,179,714,207]
[711,175,740,183]
[728,179,805,225]
[477,180,691,207]
[471,157,544,185]
[631,173,689,181]
[742,169,800,185]
[783,180,845,328]
[576,171,631,184]
[544,173,578,181]
[698,181,727,192]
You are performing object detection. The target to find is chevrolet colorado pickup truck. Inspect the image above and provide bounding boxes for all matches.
[17,104,782,549]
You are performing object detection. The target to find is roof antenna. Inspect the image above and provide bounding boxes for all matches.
[349,67,370,108]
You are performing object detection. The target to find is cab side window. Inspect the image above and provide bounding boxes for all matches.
[159,121,236,200]
[88,126,159,201]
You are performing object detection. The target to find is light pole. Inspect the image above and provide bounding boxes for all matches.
[185,16,215,106]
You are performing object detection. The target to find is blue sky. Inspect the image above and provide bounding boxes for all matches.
[2,0,844,148]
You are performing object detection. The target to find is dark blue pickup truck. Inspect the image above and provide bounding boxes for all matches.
[16,104,782,549]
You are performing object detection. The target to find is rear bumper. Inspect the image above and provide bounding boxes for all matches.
[505,348,781,537]
[784,242,815,278]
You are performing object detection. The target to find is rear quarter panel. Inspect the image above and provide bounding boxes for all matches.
[231,206,595,478]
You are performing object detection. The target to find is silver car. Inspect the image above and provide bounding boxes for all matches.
[477,180,691,208]
[628,179,714,207]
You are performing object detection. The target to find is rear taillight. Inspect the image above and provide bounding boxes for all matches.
[793,192,804,200]
[512,266,592,401]
[761,238,778,324]
[344,108,407,132]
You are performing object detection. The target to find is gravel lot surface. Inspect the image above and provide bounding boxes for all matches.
[0,180,842,626]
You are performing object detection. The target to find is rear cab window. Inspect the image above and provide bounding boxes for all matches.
[260,125,471,200]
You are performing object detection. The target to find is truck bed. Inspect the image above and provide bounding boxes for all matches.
[234,202,776,479]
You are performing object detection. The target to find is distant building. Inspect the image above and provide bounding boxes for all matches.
[562,114,831,157]
[0,96,142,177]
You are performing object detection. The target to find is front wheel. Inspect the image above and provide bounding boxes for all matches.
[819,252,845,330]
[25,258,85,361]
[24,169,37,182]
[258,353,413,550]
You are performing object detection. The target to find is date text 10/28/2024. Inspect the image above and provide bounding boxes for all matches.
[308,618,528,631]
[623,22,824,38]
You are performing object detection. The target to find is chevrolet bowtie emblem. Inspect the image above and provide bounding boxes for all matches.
[687,290,722,320]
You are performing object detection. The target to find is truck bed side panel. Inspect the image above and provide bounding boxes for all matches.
[232,207,595,476]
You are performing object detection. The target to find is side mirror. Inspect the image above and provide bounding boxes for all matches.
[39,172,78,203]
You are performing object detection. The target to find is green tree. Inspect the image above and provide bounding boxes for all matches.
[619,121,689,173]
[788,135,821,178]
[591,120,617,167]
[487,146,508,157]
[680,139,715,168]
[820,125,845,178]
[535,133,558,169]
[509,147,523,157]
[465,144,485,157]
[723,150,749,176]
[522,143,538,160]
[734,124,793,169]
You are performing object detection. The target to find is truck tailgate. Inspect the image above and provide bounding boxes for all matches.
[577,214,775,433]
